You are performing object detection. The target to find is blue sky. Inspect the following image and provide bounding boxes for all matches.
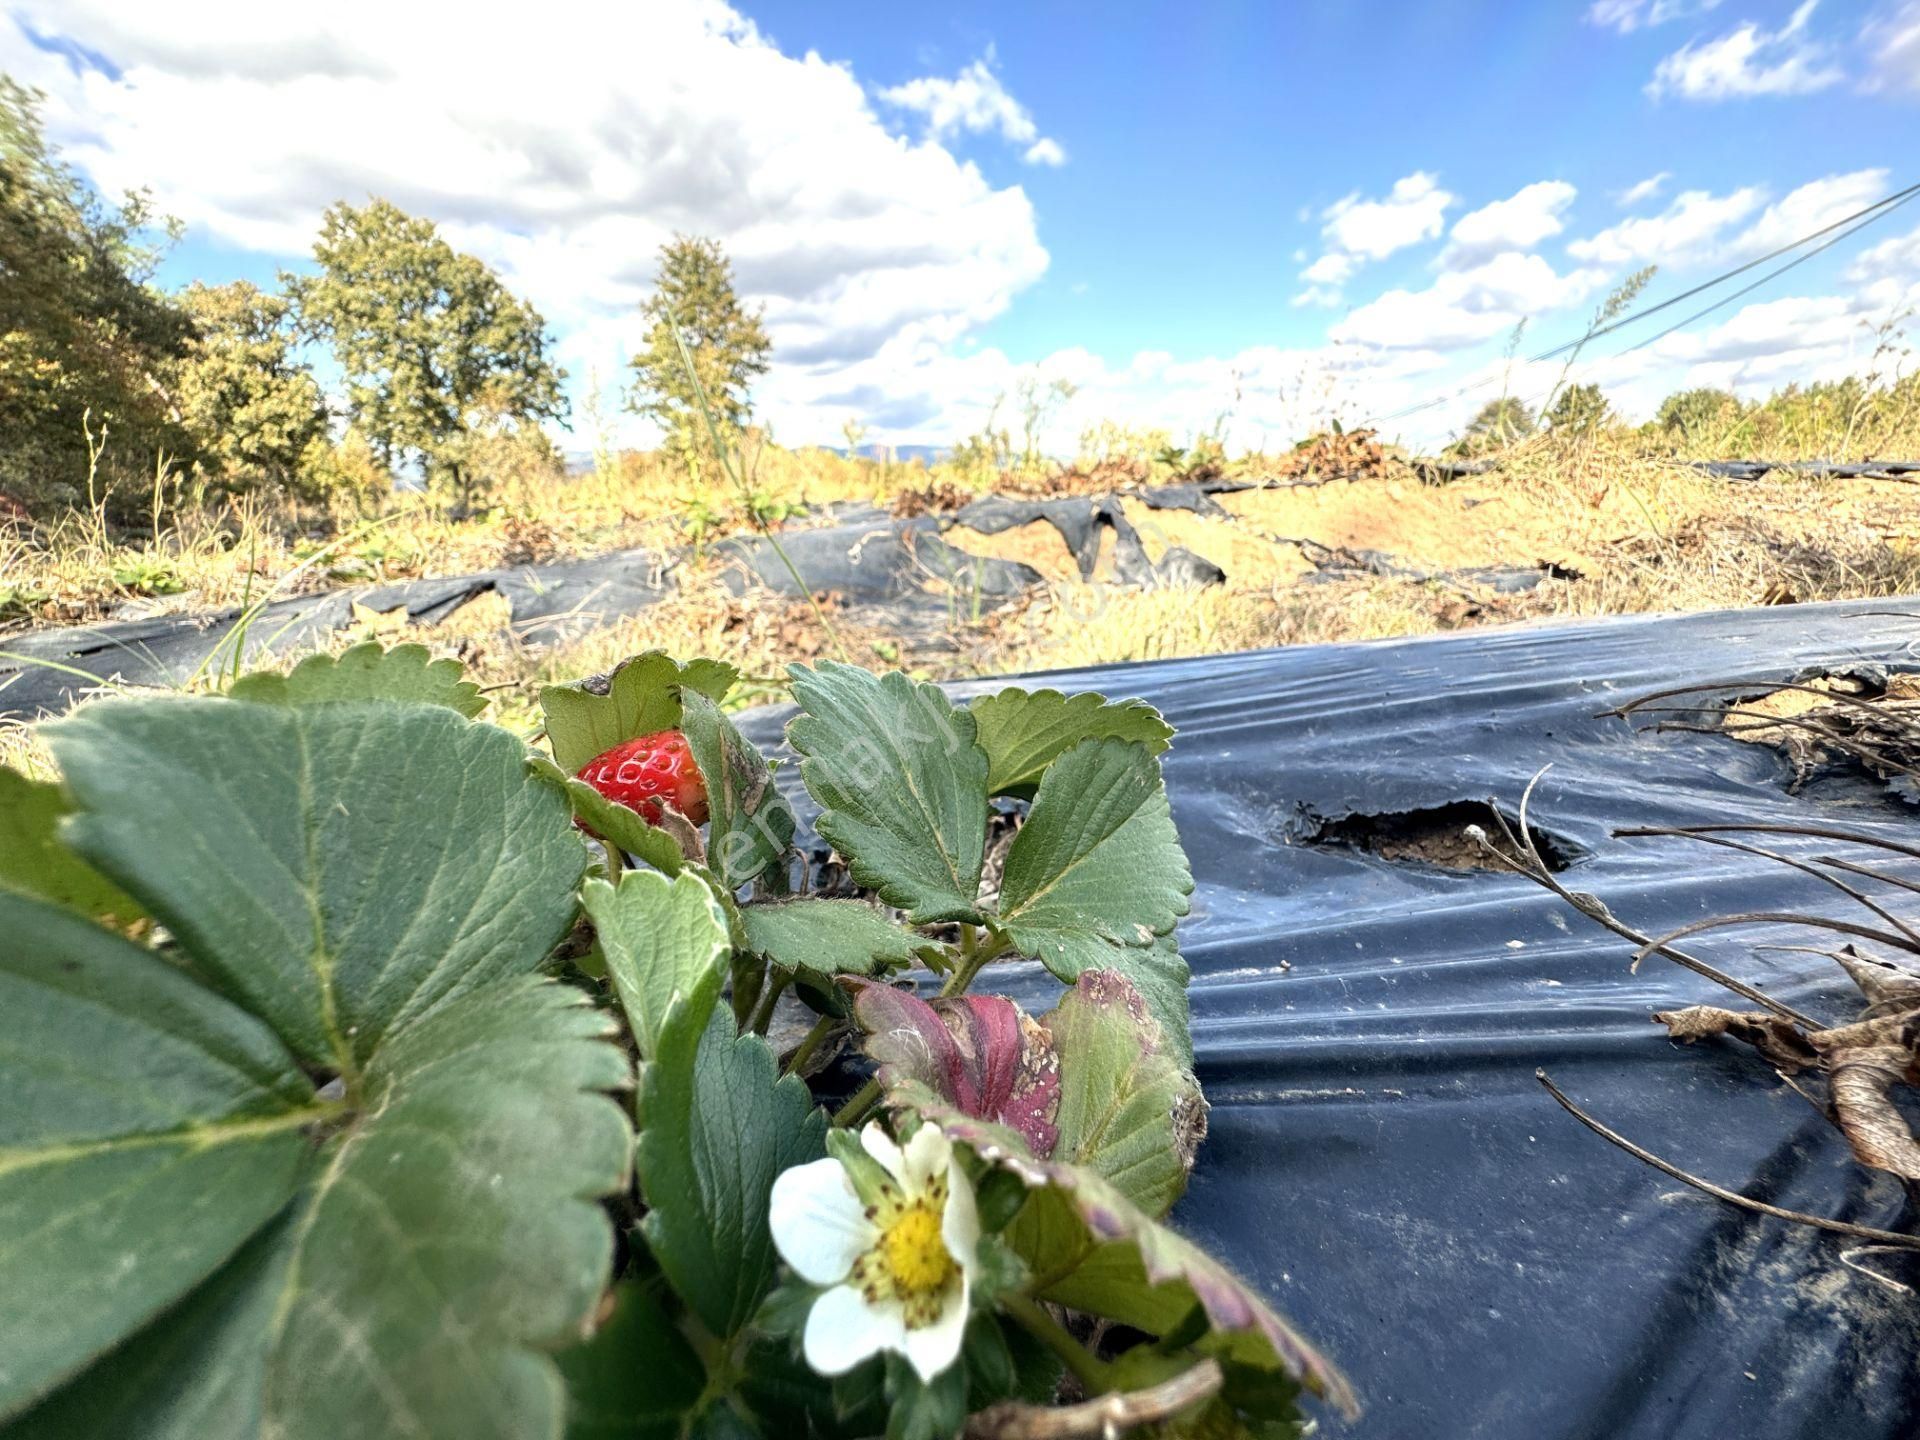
[6,0,1919,450]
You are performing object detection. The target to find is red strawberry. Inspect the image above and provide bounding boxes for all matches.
[575,729,709,826]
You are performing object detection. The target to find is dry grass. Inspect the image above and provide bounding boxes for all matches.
[7,409,1920,751]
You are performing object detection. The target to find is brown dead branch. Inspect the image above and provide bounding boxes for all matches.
[1536,1070,1920,1250]
[962,1359,1223,1439]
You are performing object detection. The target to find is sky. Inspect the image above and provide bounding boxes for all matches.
[4,0,1919,453]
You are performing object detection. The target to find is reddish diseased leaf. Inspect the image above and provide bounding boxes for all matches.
[849,982,1060,1156]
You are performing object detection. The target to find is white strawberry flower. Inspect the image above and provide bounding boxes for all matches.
[769,1121,981,1382]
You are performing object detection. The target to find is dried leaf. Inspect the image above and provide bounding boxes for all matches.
[1651,1005,1819,1073]
[1826,1040,1920,1182]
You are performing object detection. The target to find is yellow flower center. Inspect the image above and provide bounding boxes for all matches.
[880,1203,954,1297]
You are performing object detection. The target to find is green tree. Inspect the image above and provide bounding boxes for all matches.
[1544,382,1611,435]
[288,199,566,503]
[172,280,329,496]
[1655,386,1745,449]
[627,236,771,479]
[1464,395,1536,447]
[0,77,192,515]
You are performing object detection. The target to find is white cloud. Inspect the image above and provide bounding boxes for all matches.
[1647,0,1845,99]
[1860,1,1920,95]
[877,53,1066,166]
[1021,137,1067,167]
[0,1,1051,446]
[1329,253,1608,351]
[1617,172,1671,206]
[1732,167,1888,253]
[1301,254,1358,285]
[1322,172,1455,261]
[1442,181,1577,267]
[1292,172,1455,305]
[1586,0,1721,33]
[1846,220,1920,281]
[1568,185,1766,264]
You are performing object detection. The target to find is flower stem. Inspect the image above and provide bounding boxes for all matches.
[1002,1294,1110,1392]
[782,1011,837,1077]
[832,1076,882,1128]
[746,971,789,1036]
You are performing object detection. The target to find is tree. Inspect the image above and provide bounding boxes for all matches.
[627,236,771,479]
[1464,395,1536,447]
[288,199,566,502]
[1655,387,1745,449]
[172,281,329,496]
[1544,382,1611,436]
[0,78,192,514]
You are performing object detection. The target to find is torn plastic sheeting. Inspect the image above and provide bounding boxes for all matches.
[711,517,1041,600]
[952,492,1224,588]
[0,519,1042,722]
[735,596,1920,1439]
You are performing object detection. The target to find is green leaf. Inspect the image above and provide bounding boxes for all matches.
[786,662,988,924]
[0,768,143,922]
[1046,971,1204,1219]
[997,737,1192,978]
[889,1096,1359,1424]
[556,1283,706,1440]
[4,962,633,1438]
[229,640,485,717]
[0,892,316,1420]
[883,1352,968,1440]
[527,754,693,878]
[1105,927,1195,1069]
[969,688,1172,796]
[739,898,924,977]
[639,995,827,1340]
[680,689,795,890]
[540,651,738,774]
[4,693,631,1439]
[582,869,730,1060]
[47,698,585,1070]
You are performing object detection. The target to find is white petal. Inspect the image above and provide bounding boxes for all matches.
[804,1284,907,1376]
[899,1122,952,1193]
[771,1159,877,1286]
[941,1157,980,1275]
[902,1274,970,1383]
[861,1123,909,1186]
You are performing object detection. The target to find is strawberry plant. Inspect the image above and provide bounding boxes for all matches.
[0,640,1356,1438]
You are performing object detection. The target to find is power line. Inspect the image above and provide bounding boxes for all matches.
[1619,189,1920,356]
[1366,179,1920,428]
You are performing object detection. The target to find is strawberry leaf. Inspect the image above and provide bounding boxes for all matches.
[555,1283,707,1440]
[540,651,738,774]
[851,982,1060,1154]
[680,689,795,890]
[0,891,316,1421]
[638,984,827,1340]
[4,699,632,1439]
[6,974,630,1440]
[1044,971,1204,1219]
[739,898,924,977]
[786,662,989,924]
[583,868,731,1059]
[969,688,1172,797]
[48,699,585,1070]
[229,640,486,717]
[0,768,143,922]
[995,737,1193,979]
